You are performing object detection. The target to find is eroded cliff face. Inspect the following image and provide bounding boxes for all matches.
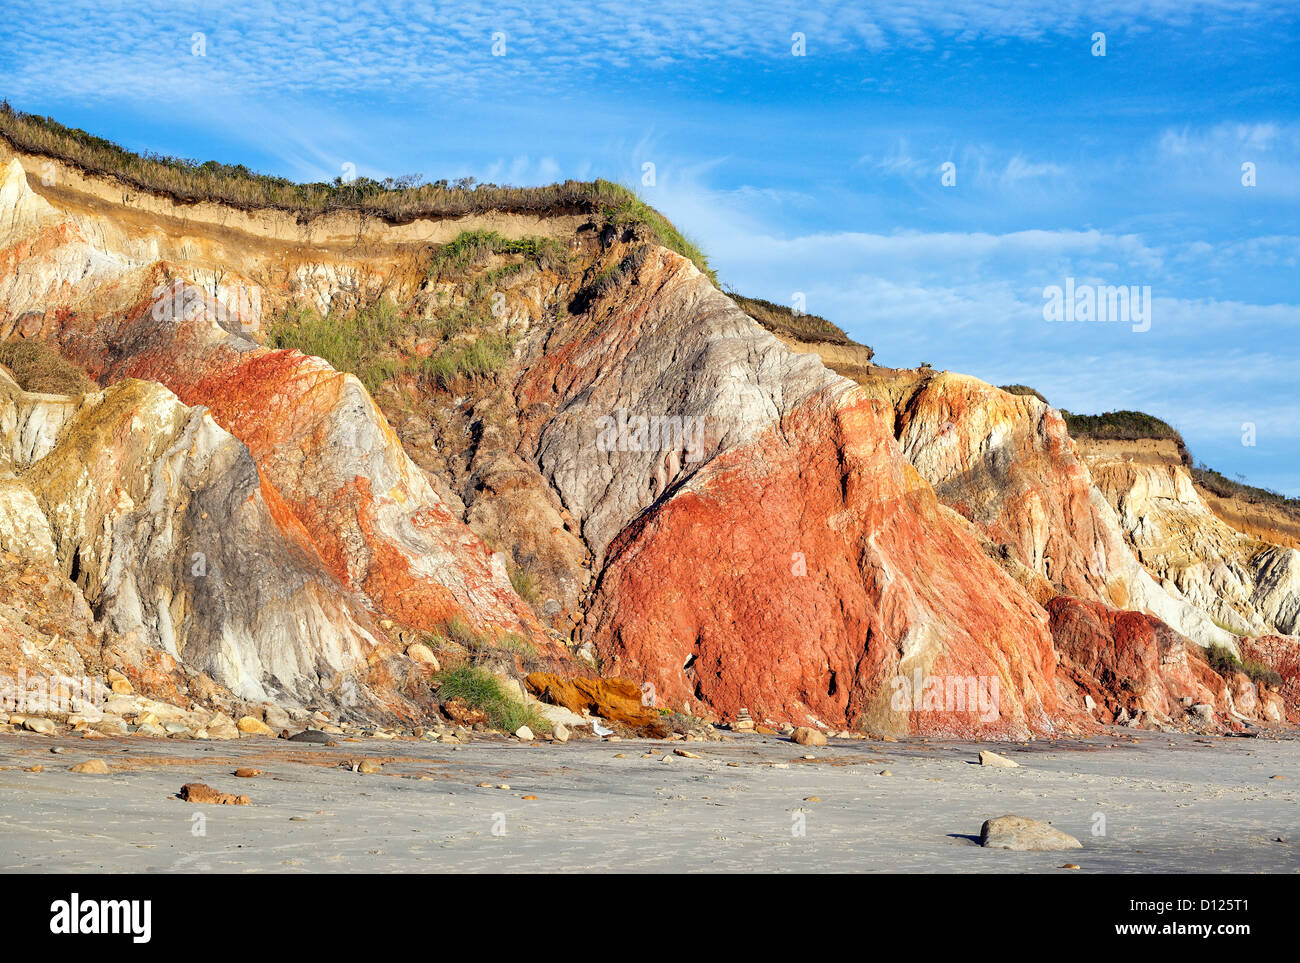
[1080,438,1300,638]
[769,348,1298,728]
[517,248,1063,733]
[857,372,1238,650]
[0,140,1295,736]
[0,363,439,718]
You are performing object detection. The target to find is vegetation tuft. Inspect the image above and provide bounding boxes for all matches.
[0,103,715,281]
[1207,643,1283,688]
[729,292,855,347]
[265,294,514,396]
[0,340,98,395]
[435,663,549,733]
[998,384,1049,404]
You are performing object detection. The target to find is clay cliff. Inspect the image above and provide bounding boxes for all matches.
[0,121,1296,739]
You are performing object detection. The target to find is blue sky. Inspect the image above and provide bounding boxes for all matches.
[3,1,1299,491]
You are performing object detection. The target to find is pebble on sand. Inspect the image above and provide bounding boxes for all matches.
[791,727,827,747]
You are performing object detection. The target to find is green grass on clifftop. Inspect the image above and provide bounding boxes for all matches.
[998,384,1050,404]
[1063,405,1300,515]
[729,292,855,346]
[0,103,717,282]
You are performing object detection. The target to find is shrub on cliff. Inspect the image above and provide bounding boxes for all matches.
[998,384,1049,404]
[266,297,513,395]
[729,292,856,347]
[436,664,549,733]
[1208,643,1284,688]
[0,340,97,395]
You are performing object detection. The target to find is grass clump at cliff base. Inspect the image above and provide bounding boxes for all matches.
[1207,643,1283,688]
[435,664,550,733]
[0,340,98,395]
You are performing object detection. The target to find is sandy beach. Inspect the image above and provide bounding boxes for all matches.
[1,729,1295,874]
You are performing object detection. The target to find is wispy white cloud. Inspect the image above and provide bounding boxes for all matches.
[3,0,1295,103]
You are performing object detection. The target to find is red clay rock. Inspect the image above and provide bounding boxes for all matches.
[876,372,1236,650]
[1048,596,1260,726]
[179,782,250,805]
[583,385,1066,737]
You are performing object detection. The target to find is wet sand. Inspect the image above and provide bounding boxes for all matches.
[0,729,1295,873]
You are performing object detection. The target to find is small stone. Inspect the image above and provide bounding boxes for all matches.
[496,783,510,790]
[552,723,570,743]
[287,729,333,743]
[514,726,534,741]
[70,759,110,774]
[23,717,56,735]
[91,716,128,736]
[979,750,1020,768]
[406,642,439,669]
[979,815,1082,851]
[477,782,494,788]
[234,768,262,778]
[791,727,827,747]
[522,795,538,801]
[1062,863,1081,870]
[804,796,821,802]
[879,769,892,776]
[674,748,701,758]
[237,715,275,736]
[357,759,383,774]
[179,782,250,805]
[24,765,42,772]
[263,705,292,730]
